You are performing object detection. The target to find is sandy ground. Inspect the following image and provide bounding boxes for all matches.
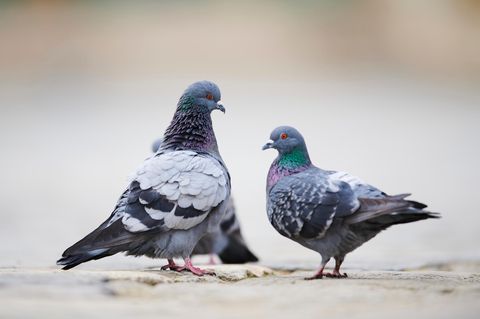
[1,262,479,319]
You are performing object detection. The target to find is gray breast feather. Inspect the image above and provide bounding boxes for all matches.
[116,150,229,233]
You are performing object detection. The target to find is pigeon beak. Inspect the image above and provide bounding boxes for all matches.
[262,140,274,151]
[216,102,225,113]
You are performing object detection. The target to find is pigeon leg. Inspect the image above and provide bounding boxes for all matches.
[208,254,216,265]
[305,258,330,280]
[182,257,216,276]
[161,259,184,272]
[325,256,348,278]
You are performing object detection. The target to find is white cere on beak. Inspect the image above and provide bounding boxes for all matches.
[262,139,274,150]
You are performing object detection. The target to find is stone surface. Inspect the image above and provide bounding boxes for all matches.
[0,263,479,319]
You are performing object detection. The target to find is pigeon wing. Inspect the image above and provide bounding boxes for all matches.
[327,171,436,225]
[328,170,385,198]
[122,150,230,233]
[269,170,359,239]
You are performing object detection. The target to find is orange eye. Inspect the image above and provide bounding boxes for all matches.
[206,93,213,100]
[280,133,288,140]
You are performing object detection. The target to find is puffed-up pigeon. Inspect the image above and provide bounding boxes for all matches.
[152,139,258,264]
[192,197,259,264]
[263,126,440,279]
[57,81,230,276]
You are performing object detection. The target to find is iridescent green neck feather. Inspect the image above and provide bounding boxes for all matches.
[267,147,312,190]
[278,148,311,169]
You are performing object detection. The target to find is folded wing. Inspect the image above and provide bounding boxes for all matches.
[58,150,229,268]
[268,169,359,239]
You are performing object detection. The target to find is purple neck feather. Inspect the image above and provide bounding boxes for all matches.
[267,159,310,191]
[162,109,219,154]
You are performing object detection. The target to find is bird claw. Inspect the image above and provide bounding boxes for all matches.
[161,264,185,272]
[304,269,348,280]
[180,257,216,276]
[324,271,348,279]
[160,264,170,271]
[162,258,215,276]
[185,265,216,276]
[305,274,323,280]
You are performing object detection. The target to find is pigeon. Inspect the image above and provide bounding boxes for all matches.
[263,126,440,280]
[152,138,258,264]
[191,198,259,264]
[57,81,230,276]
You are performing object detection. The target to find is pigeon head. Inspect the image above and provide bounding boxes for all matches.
[163,81,225,153]
[263,126,307,154]
[263,126,311,168]
[178,81,225,114]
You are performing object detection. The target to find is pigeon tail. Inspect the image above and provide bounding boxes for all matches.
[57,217,145,270]
[345,195,438,225]
[218,235,259,264]
[57,248,112,270]
[344,205,439,249]
[351,208,440,234]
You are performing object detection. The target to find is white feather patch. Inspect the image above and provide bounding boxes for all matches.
[122,215,149,232]
[128,150,229,230]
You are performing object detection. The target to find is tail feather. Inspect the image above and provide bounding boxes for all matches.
[218,235,258,264]
[345,193,440,241]
[61,219,111,257]
[57,248,111,270]
[57,217,142,270]
[348,208,439,246]
[360,209,440,231]
[346,194,437,225]
[407,200,428,210]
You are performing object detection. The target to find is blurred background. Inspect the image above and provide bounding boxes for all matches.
[0,0,479,270]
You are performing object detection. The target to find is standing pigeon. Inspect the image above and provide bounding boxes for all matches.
[57,81,230,276]
[263,126,439,279]
[152,138,258,264]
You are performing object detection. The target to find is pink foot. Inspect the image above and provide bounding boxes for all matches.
[324,270,348,278]
[183,257,215,276]
[161,259,184,272]
[305,267,325,280]
[305,273,323,280]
